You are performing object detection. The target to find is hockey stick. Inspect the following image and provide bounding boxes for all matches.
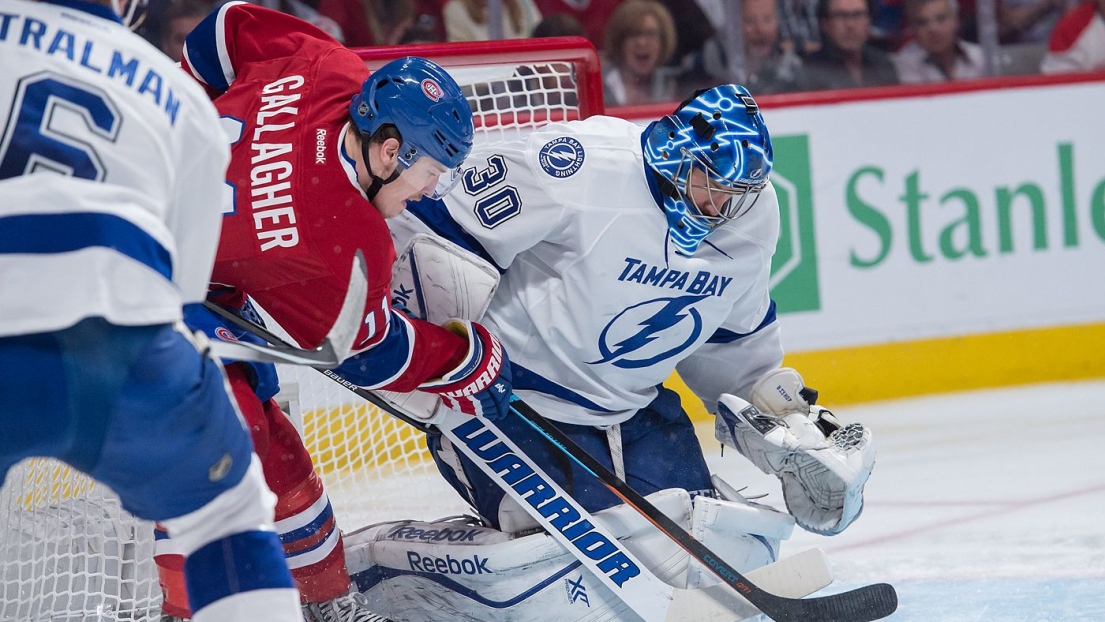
[205,308,895,621]
[509,398,899,622]
[202,251,367,368]
[202,310,674,621]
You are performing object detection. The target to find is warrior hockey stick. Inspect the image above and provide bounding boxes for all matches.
[205,309,889,621]
[202,251,368,367]
[509,398,899,622]
[202,311,674,621]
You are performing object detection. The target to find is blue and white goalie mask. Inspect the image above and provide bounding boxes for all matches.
[643,85,773,255]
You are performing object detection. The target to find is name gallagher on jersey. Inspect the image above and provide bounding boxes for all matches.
[248,75,304,252]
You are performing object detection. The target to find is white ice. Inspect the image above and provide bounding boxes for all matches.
[701,379,1105,622]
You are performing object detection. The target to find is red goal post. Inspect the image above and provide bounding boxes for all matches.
[354,36,605,135]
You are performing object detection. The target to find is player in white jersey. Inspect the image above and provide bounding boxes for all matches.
[394,85,876,558]
[0,1,301,620]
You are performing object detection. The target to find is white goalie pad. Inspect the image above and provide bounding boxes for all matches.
[391,233,500,326]
[684,478,795,590]
[715,394,875,536]
[344,489,690,622]
[344,487,798,621]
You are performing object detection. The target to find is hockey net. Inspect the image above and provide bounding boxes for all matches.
[0,37,603,622]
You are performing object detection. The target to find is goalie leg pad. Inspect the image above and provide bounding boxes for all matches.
[344,489,692,622]
[684,480,796,590]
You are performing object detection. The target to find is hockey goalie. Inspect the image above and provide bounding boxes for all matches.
[337,90,878,616]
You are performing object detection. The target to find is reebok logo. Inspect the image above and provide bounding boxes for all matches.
[387,525,480,543]
[315,129,327,164]
[407,552,491,575]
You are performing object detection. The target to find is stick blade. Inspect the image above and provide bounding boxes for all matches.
[765,582,898,622]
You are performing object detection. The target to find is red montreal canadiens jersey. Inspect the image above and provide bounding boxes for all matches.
[182,2,466,389]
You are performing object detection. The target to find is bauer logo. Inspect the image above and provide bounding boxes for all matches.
[769,134,820,313]
[538,137,585,178]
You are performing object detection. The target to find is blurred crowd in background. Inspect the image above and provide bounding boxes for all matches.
[141,0,1105,106]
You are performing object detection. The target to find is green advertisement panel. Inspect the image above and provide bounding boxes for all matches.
[769,134,820,313]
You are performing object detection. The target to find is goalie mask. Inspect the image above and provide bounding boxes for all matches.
[350,57,474,199]
[643,85,773,256]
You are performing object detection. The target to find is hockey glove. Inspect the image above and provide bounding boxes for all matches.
[420,319,513,420]
[715,393,875,536]
[748,367,819,418]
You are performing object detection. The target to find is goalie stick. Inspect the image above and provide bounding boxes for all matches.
[202,251,368,368]
[204,309,896,622]
[509,398,899,622]
[203,309,674,621]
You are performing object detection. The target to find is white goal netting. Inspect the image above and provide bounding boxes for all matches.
[0,37,603,622]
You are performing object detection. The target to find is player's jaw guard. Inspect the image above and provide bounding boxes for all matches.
[350,57,475,199]
[643,84,773,256]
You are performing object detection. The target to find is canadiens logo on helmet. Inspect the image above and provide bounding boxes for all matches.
[421,78,444,101]
[214,327,238,342]
[538,136,585,178]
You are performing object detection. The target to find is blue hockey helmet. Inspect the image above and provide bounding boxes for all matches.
[350,57,475,174]
[643,84,773,255]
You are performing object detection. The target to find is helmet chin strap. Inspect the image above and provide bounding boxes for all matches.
[360,133,401,200]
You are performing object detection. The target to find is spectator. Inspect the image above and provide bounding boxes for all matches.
[159,0,209,62]
[602,0,679,106]
[869,0,908,50]
[443,0,542,41]
[1040,0,1105,72]
[316,0,375,45]
[999,0,1077,44]
[399,14,446,43]
[893,0,986,81]
[367,0,418,45]
[255,0,345,42]
[797,0,900,89]
[532,12,586,38]
[778,0,823,55]
[658,0,717,69]
[678,0,805,95]
[533,0,621,49]
[743,0,807,93]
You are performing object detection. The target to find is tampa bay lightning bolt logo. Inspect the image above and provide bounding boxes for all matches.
[589,295,704,369]
[538,136,585,178]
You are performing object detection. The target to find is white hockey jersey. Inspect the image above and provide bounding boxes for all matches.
[395,115,786,425]
[0,0,229,337]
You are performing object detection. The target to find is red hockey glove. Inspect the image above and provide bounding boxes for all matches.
[420,319,512,420]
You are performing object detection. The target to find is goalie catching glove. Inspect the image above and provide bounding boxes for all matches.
[715,368,875,535]
[419,319,513,420]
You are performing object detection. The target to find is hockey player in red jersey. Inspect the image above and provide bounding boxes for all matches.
[154,3,513,621]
